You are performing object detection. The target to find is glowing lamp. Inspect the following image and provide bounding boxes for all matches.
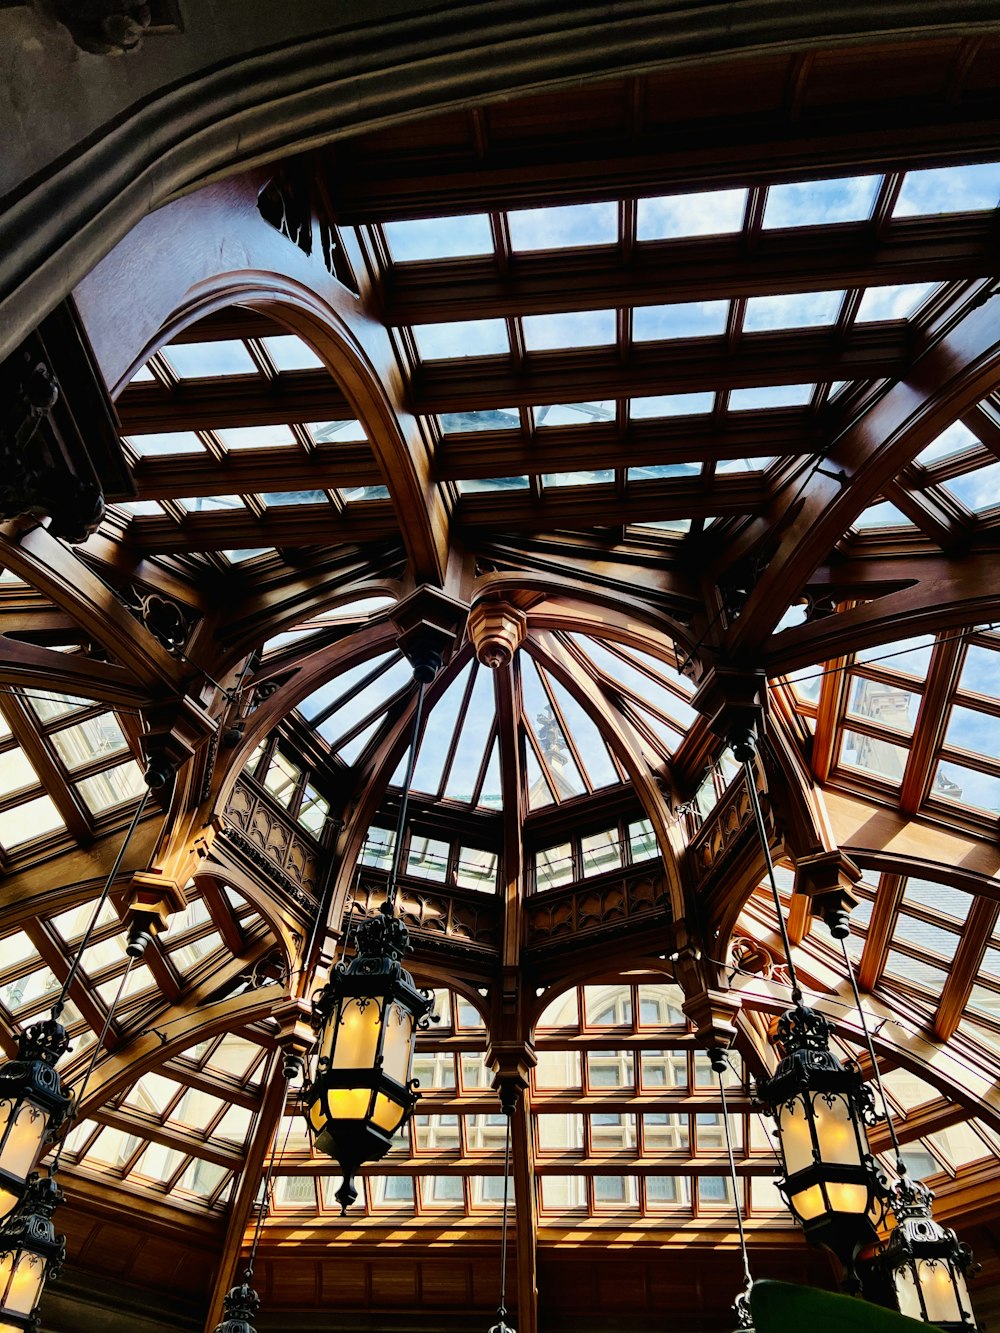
[306,905,432,1213]
[0,1173,64,1333]
[757,1005,884,1276]
[0,1021,70,1223]
[881,1174,979,1330]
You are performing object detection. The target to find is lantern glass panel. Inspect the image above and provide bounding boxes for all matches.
[328,1088,373,1119]
[777,1096,814,1175]
[813,1092,863,1167]
[381,1004,415,1084]
[0,1099,47,1183]
[372,1092,406,1134]
[790,1182,825,1221]
[825,1181,869,1214]
[330,998,383,1070]
[917,1259,965,1325]
[0,1248,46,1316]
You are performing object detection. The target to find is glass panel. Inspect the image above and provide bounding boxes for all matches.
[846,675,920,735]
[508,202,616,250]
[941,462,1000,515]
[580,829,623,877]
[743,290,844,331]
[126,431,205,457]
[893,162,1000,217]
[587,1050,634,1088]
[944,704,1000,761]
[439,408,520,433]
[413,320,509,359]
[855,283,938,322]
[535,843,572,891]
[640,1050,687,1090]
[538,1113,584,1151]
[584,984,632,1027]
[729,384,813,410]
[534,1050,581,1090]
[959,644,1000,698]
[406,836,449,882]
[839,729,908,784]
[0,796,64,848]
[455,847,497,892]
[540,1175,587,1210]
[637,188,747,239]
[163,341,256,378]
[261,335,323,370]
[76,761,145,813]
[930,761,1000,815]
[0,749,38,797]
[637,984,685,1026]
[522,310,616,350]
[763,174,881,227]
[633,301,728,341]
[51,717,129,771]
[630,392,714,418]
[385,214,493,261]
[535,401,615,426]
[643,1113,689,1152]
[629,818,657,862]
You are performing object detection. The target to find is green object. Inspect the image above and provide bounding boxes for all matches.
[750,1279,940,1332]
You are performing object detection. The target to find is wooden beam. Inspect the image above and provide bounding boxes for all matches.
[127,448,383,498]
[934,897,1000,1042]
[122,504,400,551]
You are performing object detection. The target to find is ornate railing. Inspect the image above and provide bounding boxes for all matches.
[221,778,321,912]
[348,873,501,956]
[524,864,670,952]
[687,768,773,887]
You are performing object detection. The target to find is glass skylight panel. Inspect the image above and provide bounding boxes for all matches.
[439,408,520,434]
[76,759,146,813]
[299,654,395,721]
[940,462,1000,514]
[340,484,390,502]
[636,187,747,239]
[847,675,919,735]
[260,490,328,507]
[413,319,509,360]
[543,673,618,790]
[630,392,714,418]
[634,299,730,343]
[763,174,881,228]
[627,462,700,481]
[521,656,586,799]
[893,162,1000,217]
[522,309,615,351]
[384,214,494,261]
[50,715,128,770]
[0,747,39,797]
[318,656,412,748]
[163,340,257,378]
[411,664,472,796]
[175,495,245,513]
[508,202,617,251]
[853,500,915,530]
[261,335,324,370]
[542,470,613,487]
[125,431,205,457]
[959,644,999,698]
[129,363,155,383]
[223,548,272,563]
[916,420,980,467]
[216,424,296,450]
[903,877,971,924]
[308,419,368,443]
[945,704,1000,761]
[742,290,845,331]
[839,729,908,784]
[534,402,615,426]
[442,666,495,803]
[728,384,814,410]
[857,634,935,679]
[457,476,530,493]
[855,282,938,322]
[116,500,167,516]
[715,456,775,473]
[1,964,59,1014]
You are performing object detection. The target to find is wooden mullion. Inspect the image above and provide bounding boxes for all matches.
[26,918,108,1038]
[899,633,964,814]
[810,652,848,784]
[859,871,906,990]
[1,692,91,842]
[934,897,999,1041]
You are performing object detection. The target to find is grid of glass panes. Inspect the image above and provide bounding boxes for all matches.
[358,824,499,893]
[832,636,935,792]
[242,737,333,839]
[531,981,784,1220]
[0,688,145,858]
[265,989,507,1218]
[925,632,1000,822]
[376,166,1000,510]
[112,332,389,568]
[56,1032,271,1209]
[533,815,660,892]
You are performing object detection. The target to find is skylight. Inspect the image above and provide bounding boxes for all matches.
[855,282,938,322]
[385,214,494,261]
[893,162,1000,217]
[439,409,520,434]
[457,476,530,493]
[916,420,981,467]
[762,174,881,228]
[633,300,728,341]
[507,202,617,251]
[636,188,747,239]
[728,384,813,410]
[262,336,324,370]
[630,392,714,418]
[742,290,844,331]
[175,495,245,513]
[628,463,700,481]
[216,425,297,451]
[125,432,205,458]
[162,340,257,378]
[522,310,615,350]
[853,500,915,530]
[307,420,368,444]
[413,319,509,359]
[534,402,615,426]
[261,491,329,507]
[940,462,1000,515]
[542,470,614,487]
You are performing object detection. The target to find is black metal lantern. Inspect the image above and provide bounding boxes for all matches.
[0,1173,65,1333]
[306,906,432,1213]
[880,1174,979,1329]
[0,1021,70,1224]
[756,1004,884,1277]
[212,1278,261,1333]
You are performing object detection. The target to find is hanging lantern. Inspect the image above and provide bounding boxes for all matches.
[880,1174,979,1330]
[756,1004,884,1276]
[212,1278,260,1333]
[0,1021,70,1223]
[306,905,432,1213]
[0,1173,65,1333]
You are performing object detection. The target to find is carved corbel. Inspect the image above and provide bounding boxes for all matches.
[487,1041,537,1114]
[469,601,527,670]
[691,665,767,744]
[390,585,469,678]
[672,921,740,1050]
[794,848,862,939]
[123,869,188,957]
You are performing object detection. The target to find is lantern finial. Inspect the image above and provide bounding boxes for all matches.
[212,1277,261,1333]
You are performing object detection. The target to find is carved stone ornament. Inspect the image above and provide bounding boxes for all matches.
[48,0,152,54]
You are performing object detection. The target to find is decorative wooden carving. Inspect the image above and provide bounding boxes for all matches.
[688,769,773,882]
[222,778,320,909]
[469,601,527,669]
[348,874,500,955]
[257,168,314,258]
[118,585,193,655]
[524,866,670,951]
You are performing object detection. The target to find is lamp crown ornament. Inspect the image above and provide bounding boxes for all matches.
[212,1278,261,1333]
